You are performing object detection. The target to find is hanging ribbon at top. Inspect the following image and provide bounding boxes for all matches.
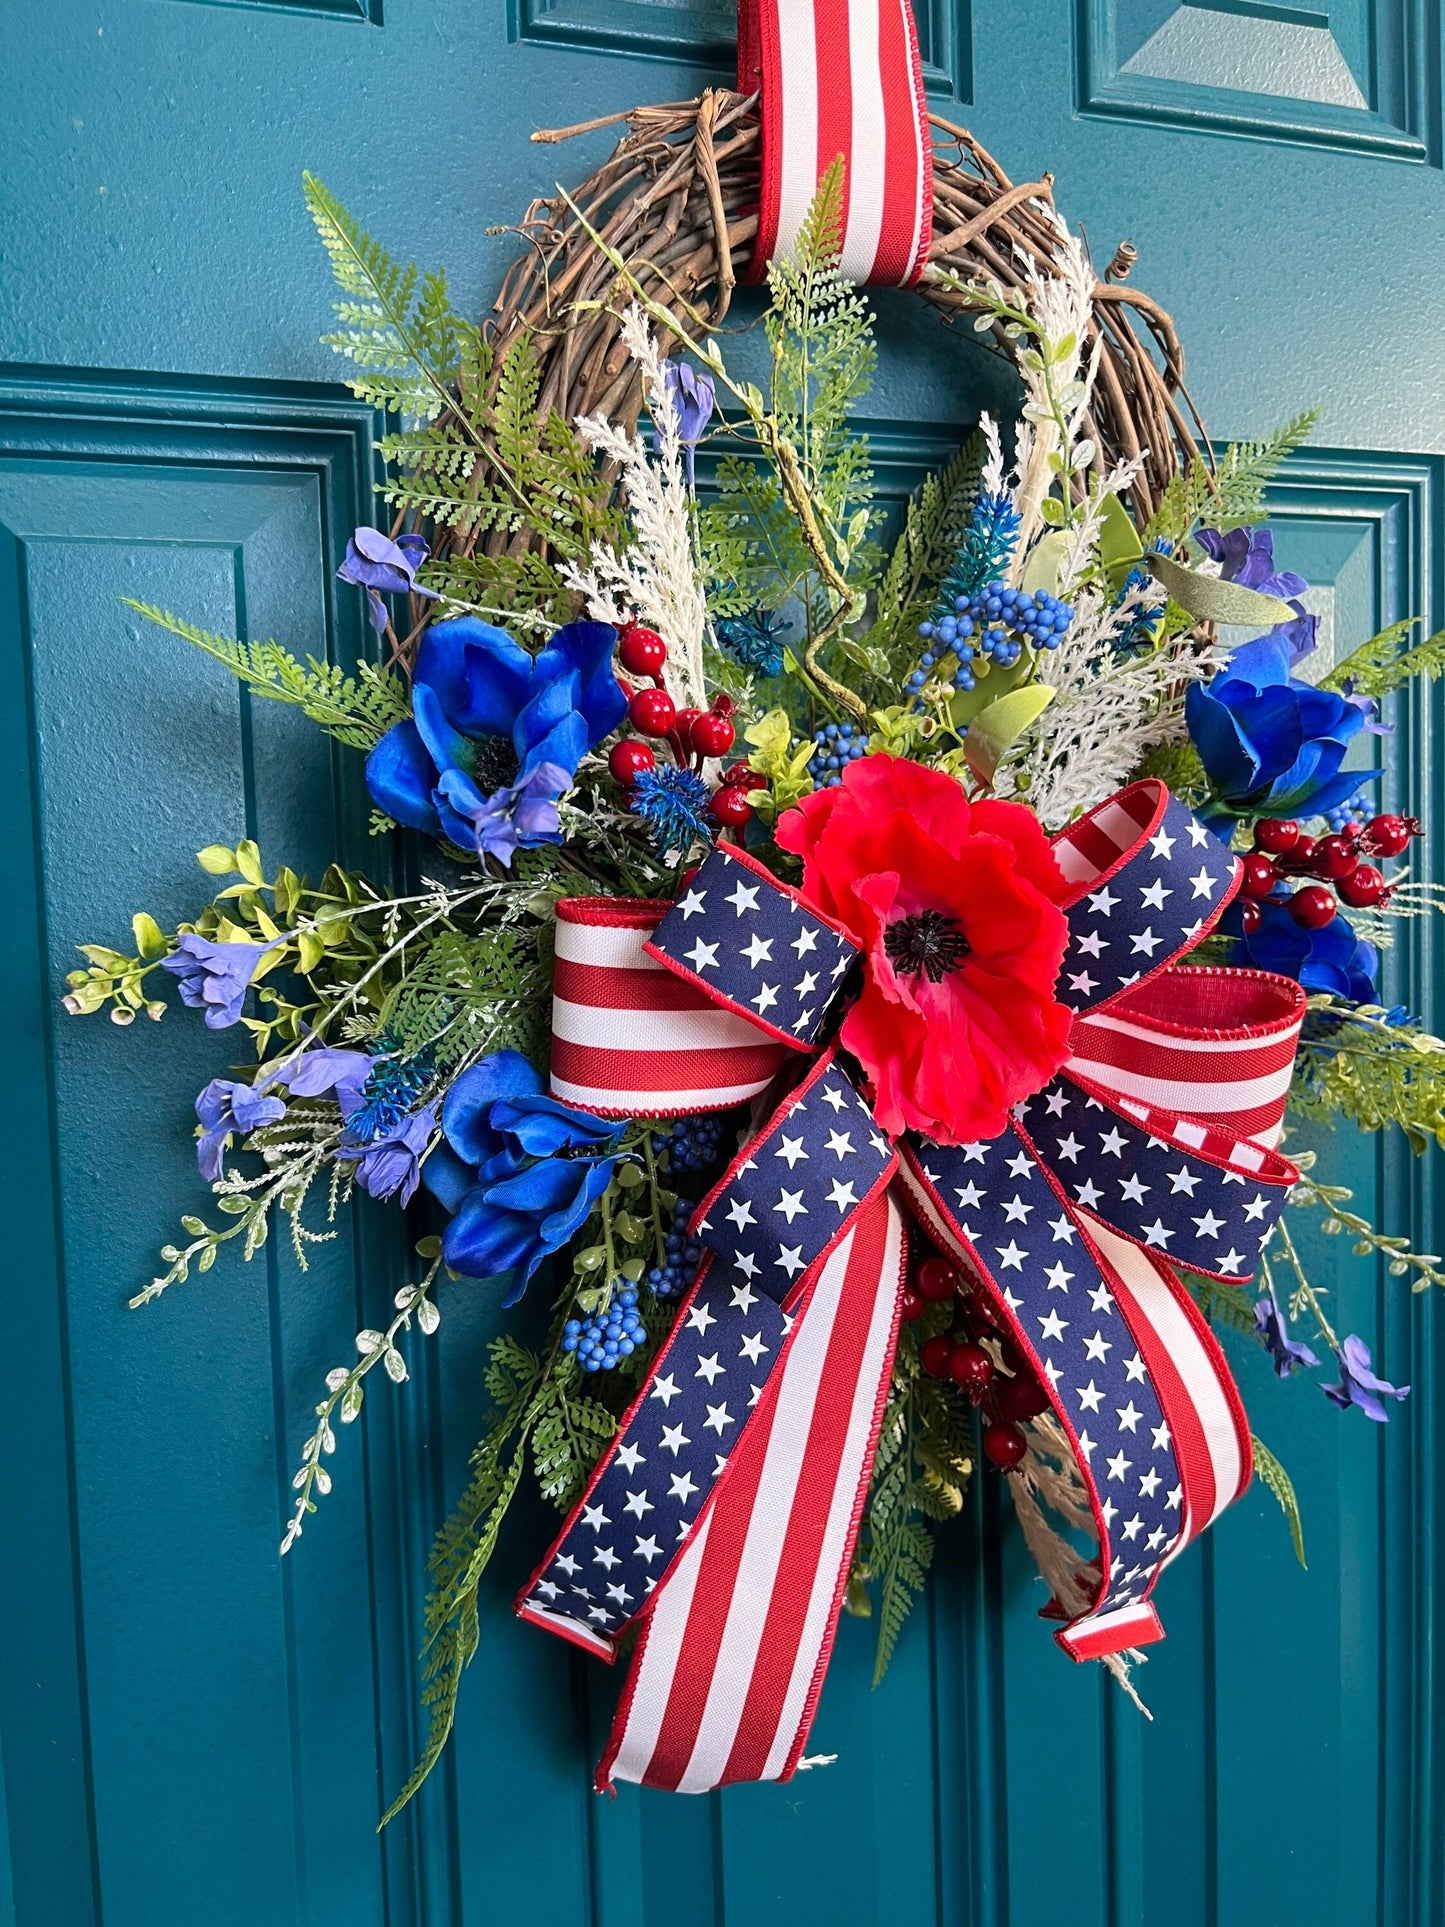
[737,0,934,285]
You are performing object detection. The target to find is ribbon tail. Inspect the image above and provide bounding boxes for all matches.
[598,1190,906,1793]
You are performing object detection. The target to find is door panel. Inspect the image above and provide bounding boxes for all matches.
[3,4,1442,1924]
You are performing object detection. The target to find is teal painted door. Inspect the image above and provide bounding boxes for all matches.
[2,4,1442,1923]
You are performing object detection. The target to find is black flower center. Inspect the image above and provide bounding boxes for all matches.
[472,735,521,793]
[883,910,970,983]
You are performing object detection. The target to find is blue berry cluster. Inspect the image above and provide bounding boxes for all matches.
[648,1196,703,1299]
[562,1287,647,1372]
[666,1113,725,1173]
[807,721,870,786]
[1323,802,1367,834]
[914,580,1074,689]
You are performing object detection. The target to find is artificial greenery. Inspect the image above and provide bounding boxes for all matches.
[1322,617,1445,701]
[1144,410,1319,547]
[1291,998,1445,1153]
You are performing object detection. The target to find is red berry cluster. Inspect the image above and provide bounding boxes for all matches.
[1240,813,1419,933]
[901,1253,1048,1472]
[606,621,762,829]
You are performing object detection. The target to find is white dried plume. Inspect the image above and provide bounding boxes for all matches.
[997,581,1222,831]
[562,305,709,709]
[1058,453,1151,593]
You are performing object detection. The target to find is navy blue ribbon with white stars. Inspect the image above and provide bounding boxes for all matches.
[522,780,1303,1703]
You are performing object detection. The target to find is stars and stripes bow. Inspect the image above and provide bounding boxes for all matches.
[737,0,933,286]
[517,778,1306,1790]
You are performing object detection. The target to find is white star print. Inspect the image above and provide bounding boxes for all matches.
[1056,1133,1083,1163]
[686,1301,717,1334]
[1076,1380,1104,1413]
[1192,1208,1224,1240]
[996,1239,1029,1272]
[1141,1217,1174,1248]
[1076,929,1107,957]
[616,1441,645,1473]
[1167,1166,1201,1195]
[1140,879,1172,910]
[651,1374,680,1407]
[1007,1150,1033,1179]
[794,970,819,998]
[1166,1485,1184,1511]
[704,1402,734,1435]
[1099,1128,1127,1157]
[1089,1282,1115,1313]
[824,1129,855,1160]
[623,1489,653,1519]
[730,1279,759,1311]
[774,1133,809,1168]
[1189,867,1217,899]
[1149,827,1176,861]
[1044,1262,1074,1292]
[752,983,779,1014]
[739,1331,769,1364]
[1084,1329,1113,1361]
[593,1544,620,1571]
[1217,1247,1246,1273]
[1116,1401,1142,1433]
[660,1423,690,1455]
[1068,971,1099,996]
[820,1084,849,1113]
[694,1352,725,1385]
[1152,1421,1171,1452]
[1187,819,1210,847]
[1038,1308,1068,1341]
[791,927,819,957]
[734,1250,760,1280]
[1124,1351,1146,1383]
[827,1178,859,1211]
[1107,1450,1132,1482]
[536,1581,560,1601]
[1050,1214,1076,1244]
[1075,1178,1104,1209]
[960,1142,988,1164]
[678,887,707,919]
[741,933,774,968]
[1077,1429,1097,1461]
[582,1502,611,1533]
[607,1583,633,1608]
[669,1470,699,1503]
[726,881,761,916]
[635,1535,661,1564]
[1138,1469,1161,1498]
[1088,885,1119,917]
[1002,1194,1033,1223]
[956,1180,986,1209]
[725,1197,756,1231]
[1120,1173,1149,1204]
[685,938,719,972]
[774,1187,807,1223]
[1243,1192,1270,1222]
[1146,1525,1168,1552]
[776,1244,806,1278]
[1121,1514,1143,1541]
[1130,927,1162,956]
[556,1554,580,1577]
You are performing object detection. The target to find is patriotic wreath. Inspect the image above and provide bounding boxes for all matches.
[69,50,1444,1813]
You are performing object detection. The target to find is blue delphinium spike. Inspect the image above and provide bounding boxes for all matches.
[629,764,715,857]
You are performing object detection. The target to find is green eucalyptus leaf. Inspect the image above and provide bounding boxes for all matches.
[131,912,168,960]
[1149,553,1295,628]
[1020,530,1069,596]
[197,845,236,875]
[235,840,265,887]
[963,685,1056,786]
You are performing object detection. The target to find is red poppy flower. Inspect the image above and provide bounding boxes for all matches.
[776,755,1073,1144]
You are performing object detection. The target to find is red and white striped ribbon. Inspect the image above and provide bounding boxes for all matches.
[549,901,788,1116]
[599,1191,905,1792]
[737,0,933,286]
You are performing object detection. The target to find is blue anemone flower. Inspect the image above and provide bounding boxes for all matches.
[423,1051,625,1305]
[1185,632,1377,822]
[1231,897,1379,1001]
[366,617,626,865]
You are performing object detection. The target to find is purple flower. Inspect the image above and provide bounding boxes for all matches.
[659,361,715,486]
[1195,525,1317,665]
[161,934,278,1030]
[1322,1334,1410,1422]
[1254,1282,1318,1378]
[337,1102,437,1206]
[432,758,572,866]
[338,527,439,634]
[261,1046,373,1108]
[194,1077,286,1182]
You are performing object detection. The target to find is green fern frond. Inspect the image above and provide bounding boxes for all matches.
[1146,411,1318,545]
[122,600,409,749]
[1322,619,1445,700]
[1251,1434,1306,1567]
